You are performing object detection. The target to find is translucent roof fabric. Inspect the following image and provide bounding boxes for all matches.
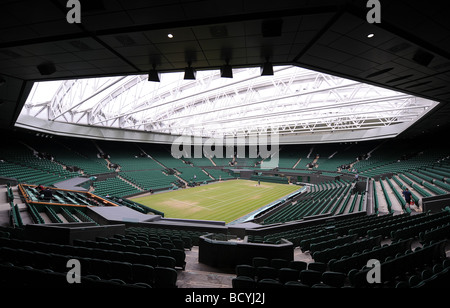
[20,65,438,140]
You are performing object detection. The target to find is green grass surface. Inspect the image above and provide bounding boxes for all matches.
[131,179,301,223]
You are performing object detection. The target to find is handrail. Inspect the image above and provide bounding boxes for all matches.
[18,183,118,208]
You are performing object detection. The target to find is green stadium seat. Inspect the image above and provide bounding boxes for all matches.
[289,260,307,272]
[321,271,347,288]
[139,254,158,267]
[256,266,278,281]
[278,267,300,284]
[232,276,256,288]
[299,270,322,286]
[155,247,171,257]
[140,246,156,255]
[109,261,133,282]
[257,278,283,288]
[89,259,111,279]
[235,264,256,279]
[154,266,177,288]
[284,280,309,288]
[170,249,186,270]
[132,264,155,286]
[270,258,289,270]
[252,257,270,268]
[157,255,176,268]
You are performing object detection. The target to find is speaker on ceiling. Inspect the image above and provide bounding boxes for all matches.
[184,65,197,80]
[261,18,283,37]
[260,61,274,76]
[412,49,434,67]
[37,62,56,75]
[220,64,233,78]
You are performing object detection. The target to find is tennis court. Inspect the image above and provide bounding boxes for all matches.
[131,179,300,223]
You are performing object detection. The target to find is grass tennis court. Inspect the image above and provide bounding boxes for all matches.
[131,179,301,223]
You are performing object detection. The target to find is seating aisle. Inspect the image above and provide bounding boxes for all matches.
[176,245,314,288]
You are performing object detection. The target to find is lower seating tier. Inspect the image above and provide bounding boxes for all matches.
[0,238,180,288]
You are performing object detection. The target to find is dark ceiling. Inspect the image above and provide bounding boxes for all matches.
[0,0,449,138]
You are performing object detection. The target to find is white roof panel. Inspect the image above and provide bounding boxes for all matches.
[18,65,439,143]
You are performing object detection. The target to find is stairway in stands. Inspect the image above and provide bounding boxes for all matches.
[176,247,235,288]
[0,185,32,227]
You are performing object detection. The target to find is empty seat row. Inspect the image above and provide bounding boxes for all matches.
[0,238,186,270]
[234,257,344,287]
[419,222,450,244]
[349,213,413,237]
[95,234,188,251]
[328,238,412,274]
[349,240,447,287]
[312,236,382,264]
[367,211,450,239]
[126,226,205,248]
[0,247,178,288]
[410,259,450,288]
[309,234,358,254]
[257,212,387,248]
[233,269,348,288]
[0,262,176,288]
[248,257,310,271]
[391,213,450,241]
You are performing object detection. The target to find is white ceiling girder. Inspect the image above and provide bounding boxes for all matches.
[20,65,439,143]
[125,78,365,130]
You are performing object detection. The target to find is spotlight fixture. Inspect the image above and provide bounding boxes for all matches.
[260,61,274,76]
[148,65,161,82]
[184,63,196,80]
[220,61,233,78]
